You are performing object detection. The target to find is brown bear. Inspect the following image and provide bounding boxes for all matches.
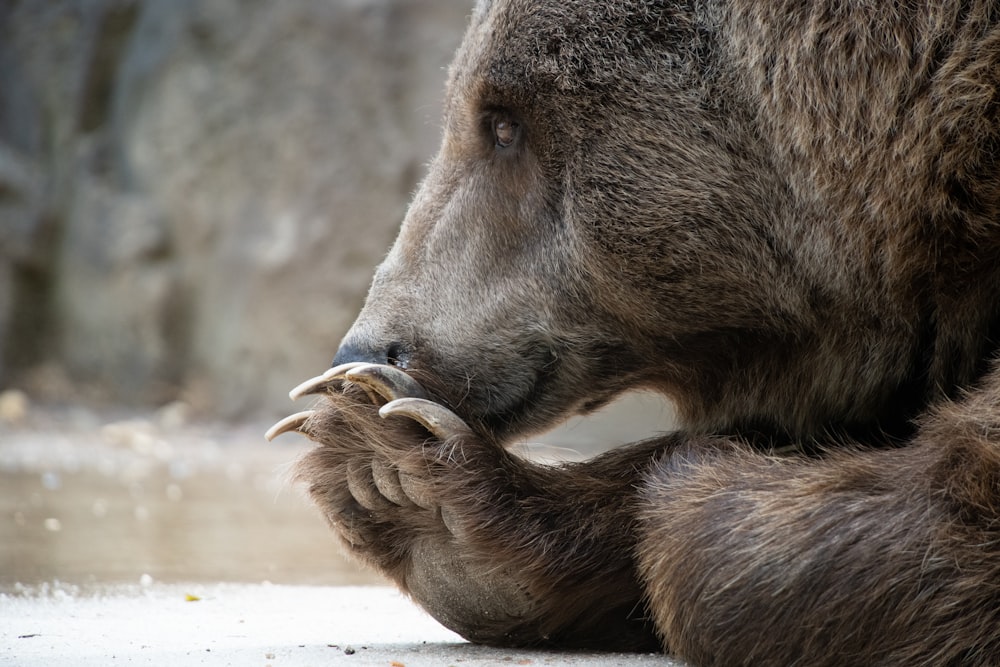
[267,0,1000,664]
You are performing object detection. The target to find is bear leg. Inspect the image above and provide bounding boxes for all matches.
[637,376,1000,666]
[282,363,664,650]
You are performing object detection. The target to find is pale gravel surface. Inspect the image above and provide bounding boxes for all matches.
[1,584,679,667]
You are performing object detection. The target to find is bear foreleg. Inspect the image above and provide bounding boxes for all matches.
[638,366,1000,666]
[284,363,664,651]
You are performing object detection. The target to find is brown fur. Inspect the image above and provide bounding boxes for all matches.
[293,0,1000,664]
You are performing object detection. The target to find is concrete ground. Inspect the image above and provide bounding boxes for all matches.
[2,583,679,667]
[1,393,679,667]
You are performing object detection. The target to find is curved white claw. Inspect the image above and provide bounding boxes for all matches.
[288,362,369,400]
[379,397,471,441]
[344,363,427,402]
[264,410,316,441]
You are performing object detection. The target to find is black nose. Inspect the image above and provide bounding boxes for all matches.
[332,335,411,369]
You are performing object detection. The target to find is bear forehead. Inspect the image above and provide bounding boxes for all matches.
[458,0,707,99]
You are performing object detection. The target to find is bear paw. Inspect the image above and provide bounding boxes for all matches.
[267,362,540,645]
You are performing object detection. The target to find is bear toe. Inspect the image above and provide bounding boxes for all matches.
[370,457,417,507]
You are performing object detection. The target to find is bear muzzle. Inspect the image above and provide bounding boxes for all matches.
[332,333,413,371]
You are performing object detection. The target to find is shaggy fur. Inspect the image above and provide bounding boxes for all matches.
[291,0,1000,664]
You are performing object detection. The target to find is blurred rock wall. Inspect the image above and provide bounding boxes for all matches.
[0,0,472,418]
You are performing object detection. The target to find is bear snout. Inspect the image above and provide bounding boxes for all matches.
[332,334,412,371]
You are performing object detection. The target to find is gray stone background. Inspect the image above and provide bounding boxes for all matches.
[0,0,472,419]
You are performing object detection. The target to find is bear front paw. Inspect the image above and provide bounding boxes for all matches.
[267,362,468,543]
[268,363,540,644]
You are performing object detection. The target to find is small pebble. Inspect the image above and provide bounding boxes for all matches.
[0,389,29,424]
[41,472,61,490]
[92,499,109,518]
[156,400,191,430]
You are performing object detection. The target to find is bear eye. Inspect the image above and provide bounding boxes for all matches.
[492,115,519,148]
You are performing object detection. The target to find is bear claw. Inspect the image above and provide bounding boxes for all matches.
[264,409,317,441]
[274,363,438,443]
[379,397,472,441]
[343,363,428,403]
[288,362,368,400]
[289,362,426,406]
